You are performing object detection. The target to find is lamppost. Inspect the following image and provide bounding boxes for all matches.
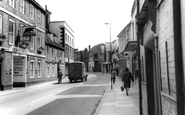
[105,22,112,89]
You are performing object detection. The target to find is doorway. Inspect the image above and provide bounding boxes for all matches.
[13,56,26,87]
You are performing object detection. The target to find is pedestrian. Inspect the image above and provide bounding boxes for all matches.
[122,67,134,96]
[111,68,116,84]
[119,68,123,79]
[58,69,63,84]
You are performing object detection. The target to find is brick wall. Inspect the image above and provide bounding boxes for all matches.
[157,0,177,115]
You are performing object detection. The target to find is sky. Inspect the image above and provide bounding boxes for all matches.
[36,0,134,51]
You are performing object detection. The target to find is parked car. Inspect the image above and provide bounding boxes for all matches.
[68,61,88,83]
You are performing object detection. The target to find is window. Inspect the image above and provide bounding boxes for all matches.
[37,10,41,24]
[30,36,34,50]
[9,0,15,8]
[30,61,34,78]
[29,4,34,19]
[0,15,2,34]
[19,0,24,14]
[52,48,54,60]
[47,64,50,77]
[37,32,41,48]
[8,19,15,44]
[47,46,50,59]
[52,65,54,77]
[38,61,41,78]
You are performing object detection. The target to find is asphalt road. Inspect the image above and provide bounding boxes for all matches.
[0,73,110,115]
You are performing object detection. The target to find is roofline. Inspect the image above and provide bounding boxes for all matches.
[117,21,132,37]
[30,0,46,14]
[50,21,74,33]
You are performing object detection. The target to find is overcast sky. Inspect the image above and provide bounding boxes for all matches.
[37,0,134,50]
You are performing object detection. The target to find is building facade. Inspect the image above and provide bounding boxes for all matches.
[49,21,74,76]
[0,0,47,90]
[136,0,185,115]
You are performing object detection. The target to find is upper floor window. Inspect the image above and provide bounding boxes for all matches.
[8,19,15,45]
[9,0,15,8]
[37,32,41,48]
[47,46,50,59]
[29,36,34,50]
[37,10,41,24]
[29,4,34,20]
[52,48,54,60]
[0,15,2,34]
[19,0,25,14]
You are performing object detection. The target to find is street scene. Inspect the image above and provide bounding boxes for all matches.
[0,0,185,115]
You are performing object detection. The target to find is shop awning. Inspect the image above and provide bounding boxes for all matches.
[124,41,137,51]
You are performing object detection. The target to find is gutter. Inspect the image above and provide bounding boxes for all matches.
[136,0,143,115]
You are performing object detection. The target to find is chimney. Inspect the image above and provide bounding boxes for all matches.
[45,5,51,32]
[89,45,91,51]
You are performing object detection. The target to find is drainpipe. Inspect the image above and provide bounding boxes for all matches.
[137,0,143,115]
[172,0,184,115]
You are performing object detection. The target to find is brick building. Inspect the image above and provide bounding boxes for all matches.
[136,0,184,115]
[0,0,47,90]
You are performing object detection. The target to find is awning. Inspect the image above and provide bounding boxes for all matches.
[124,41,137,51]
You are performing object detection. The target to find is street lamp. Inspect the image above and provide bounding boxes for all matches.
[105,22,112,89]
[105,23,112,73]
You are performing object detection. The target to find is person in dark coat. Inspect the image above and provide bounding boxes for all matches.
[111,68,116,84]
[122,67,134,96]
[57,69,63,84]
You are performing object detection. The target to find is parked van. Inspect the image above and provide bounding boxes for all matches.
[68,61,87,83]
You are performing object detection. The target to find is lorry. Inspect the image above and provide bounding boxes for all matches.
[68,61,88,83]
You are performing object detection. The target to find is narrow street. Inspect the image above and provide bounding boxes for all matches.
[0,73,110,115]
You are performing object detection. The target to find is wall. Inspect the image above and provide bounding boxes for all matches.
[157,0,177,114]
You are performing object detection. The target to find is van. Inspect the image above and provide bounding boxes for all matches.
[68,61,87,83]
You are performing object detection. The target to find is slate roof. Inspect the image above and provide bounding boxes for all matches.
[45,35,64,50]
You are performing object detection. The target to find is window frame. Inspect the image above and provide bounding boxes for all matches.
[9,0,15,8]
[37,61,41,78]
[29,4,34,20]
[47,64,50,77]
[19,0,25,14]
[8,19,15,45]
[30,60,34,78]
[29,36,35,50]
[0,15,2,34]
[37,10,41,24]
[37,32,41,48]
[52,65,54,77]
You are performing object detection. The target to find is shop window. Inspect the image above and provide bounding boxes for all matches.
[47,64,50,77]
[30,61,34,78]
[8,19,15,45]
[52,65,54,77]
[38,61,41,78]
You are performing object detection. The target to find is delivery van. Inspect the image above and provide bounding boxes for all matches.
[68,61,87,83]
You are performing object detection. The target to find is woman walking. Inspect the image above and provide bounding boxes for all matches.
[122,68,134,96]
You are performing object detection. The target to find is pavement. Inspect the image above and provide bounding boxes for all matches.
[94,73,140,115]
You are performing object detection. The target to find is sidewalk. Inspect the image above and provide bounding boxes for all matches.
[95,75,139,115]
